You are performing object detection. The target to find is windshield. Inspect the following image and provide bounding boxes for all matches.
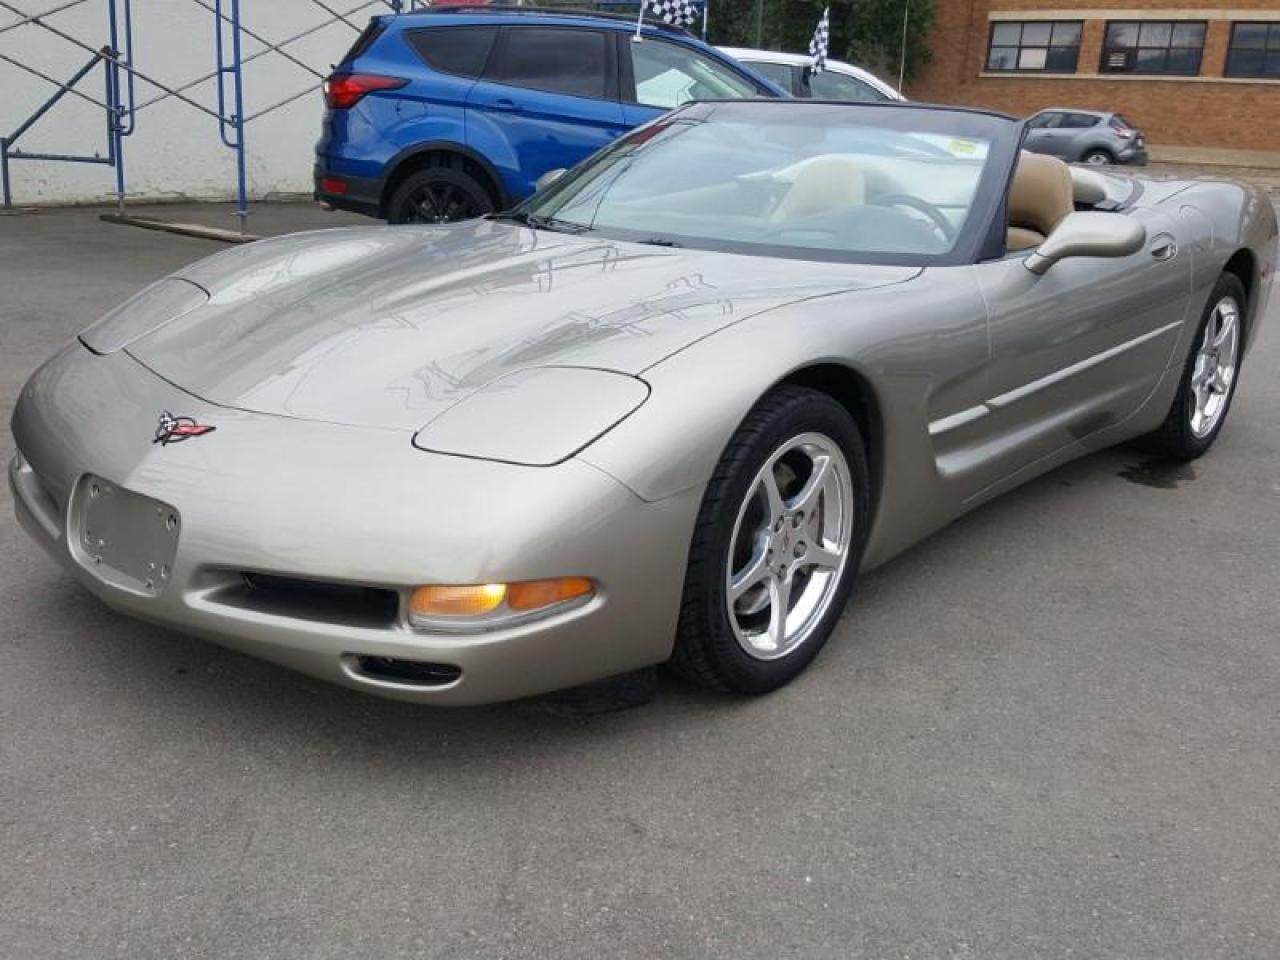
[520,101,1019,265]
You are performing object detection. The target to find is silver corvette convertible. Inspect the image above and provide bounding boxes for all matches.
[10,102,1276,704]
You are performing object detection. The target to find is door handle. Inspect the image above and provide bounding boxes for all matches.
[1150,235,1178,261]
[490,98,521,112]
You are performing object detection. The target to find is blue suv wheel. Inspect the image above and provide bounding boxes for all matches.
[386,155,497,224]
[314,8,786,223]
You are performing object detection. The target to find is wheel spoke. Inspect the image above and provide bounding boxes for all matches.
[730,544,770,601]
[1191,380,1209,425]
[804,509,823,542]
[414,193,436,221]
[803,542,843,570]
[1192,378,1207,409]
[1190,355,1209,389]
[759,468,785,526]
[432,187,452,221]
[788,454,832,517]
[766,574,791,650]
[1202,310,1219,352]
[443,186,462,220]
[1212,368,1230,393]
[1212,311,1235,351]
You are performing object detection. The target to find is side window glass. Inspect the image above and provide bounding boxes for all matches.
[744,60,795,93]
[629,39,758,109]
[498,28,608,99]
[408,27,497,79]
[1055,112,1096,128]
[806,69,890,102]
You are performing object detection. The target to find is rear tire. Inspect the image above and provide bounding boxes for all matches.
[387,163,495,225]
[671,386,870,695]
[1082,149,1114,166]
[1143,272,1246,460]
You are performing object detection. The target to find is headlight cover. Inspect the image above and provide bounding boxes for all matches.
[412,366,650,466]
[80,277,209,354]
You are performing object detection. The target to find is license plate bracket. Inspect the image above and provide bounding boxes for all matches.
[74,475,180,596]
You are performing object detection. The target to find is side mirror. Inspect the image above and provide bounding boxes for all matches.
[534,168,567,193]
[1025,211,1146,275]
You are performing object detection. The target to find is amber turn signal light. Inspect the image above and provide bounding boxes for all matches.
[409,578,595,630]
[507,577,594,611]
[410,583,507,618]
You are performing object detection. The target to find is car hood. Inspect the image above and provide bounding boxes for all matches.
[127,220,919,431]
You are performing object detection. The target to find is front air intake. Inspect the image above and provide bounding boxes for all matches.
[349,656,462,688]
[221,572,400,628]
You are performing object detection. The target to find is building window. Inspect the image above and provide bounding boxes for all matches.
[1225,22,1280,78]
[1101,21,1206,75]
[987,21,1082,73]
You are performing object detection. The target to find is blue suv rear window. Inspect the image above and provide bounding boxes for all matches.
[408,26,498,78]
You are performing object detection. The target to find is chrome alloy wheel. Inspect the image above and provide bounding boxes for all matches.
[1189,295,1240,439]
[725,432,855,661]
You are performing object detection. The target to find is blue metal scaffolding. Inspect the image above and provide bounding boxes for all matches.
[1,0,424,235]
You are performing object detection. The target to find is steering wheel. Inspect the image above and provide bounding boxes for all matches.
[871,193,956,244]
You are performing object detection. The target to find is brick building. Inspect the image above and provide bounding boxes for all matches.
[908,1,1280,162]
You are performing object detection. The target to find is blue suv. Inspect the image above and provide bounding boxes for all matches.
[314,7,785,223]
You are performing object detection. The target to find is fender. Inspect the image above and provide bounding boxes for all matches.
[378,140,512,214]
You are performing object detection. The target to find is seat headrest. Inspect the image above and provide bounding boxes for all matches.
[1008,152,1074,237]
[770,155,866,223]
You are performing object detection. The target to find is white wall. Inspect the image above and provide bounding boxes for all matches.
[2,0,393,205]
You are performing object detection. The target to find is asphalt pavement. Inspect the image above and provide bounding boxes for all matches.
[2,202,1279,960]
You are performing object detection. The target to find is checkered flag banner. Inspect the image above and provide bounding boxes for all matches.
[809,6,830,73]
[641,0,700,30]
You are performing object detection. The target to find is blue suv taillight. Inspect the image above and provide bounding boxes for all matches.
[323,74,408,110]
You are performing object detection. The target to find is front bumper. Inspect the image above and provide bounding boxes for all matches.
[10,344,699,705]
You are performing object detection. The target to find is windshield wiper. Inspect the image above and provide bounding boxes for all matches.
[633,237,683,248]
[489,211,592,235]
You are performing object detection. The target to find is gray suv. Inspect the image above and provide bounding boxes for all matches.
[1023,108,1148,166]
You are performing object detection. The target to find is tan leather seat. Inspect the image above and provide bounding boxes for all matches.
[771,155,866,224]
[1007,152,1074,252]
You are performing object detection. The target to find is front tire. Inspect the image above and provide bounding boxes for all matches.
[1144,273,1246,460]
[672,386,870,695]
